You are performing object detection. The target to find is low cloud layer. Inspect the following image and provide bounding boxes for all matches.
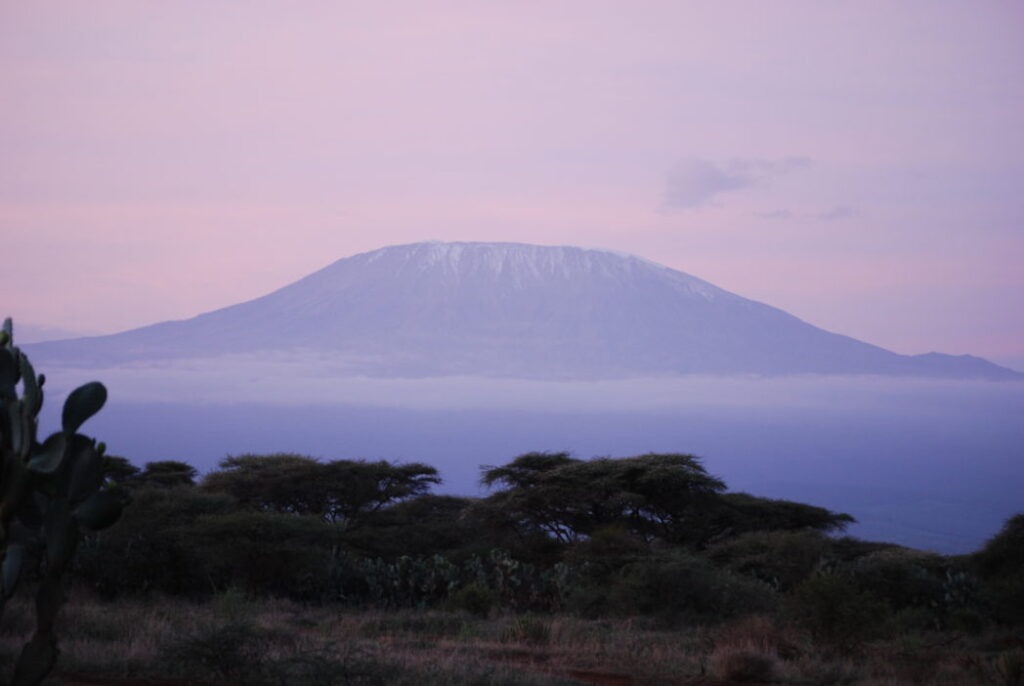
[39,354,1024,413]
[35,357,1024,554]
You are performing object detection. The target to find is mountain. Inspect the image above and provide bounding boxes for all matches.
[26,241,1021,379]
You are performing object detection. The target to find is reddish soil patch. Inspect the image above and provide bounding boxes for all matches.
[57,676,197,686]
[562,670,713,686]
[564,669,637,686]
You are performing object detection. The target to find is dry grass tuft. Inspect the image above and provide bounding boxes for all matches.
[713,614,800,660]
[985,648,1024,686]
[708,644,779,683]
[2,589,1022,685]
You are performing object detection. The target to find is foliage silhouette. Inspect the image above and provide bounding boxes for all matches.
[479,452,852,550]
[202,453,439,528]
[973,514,1024,623]
[0,318,129,685]
[57,445,1024,642]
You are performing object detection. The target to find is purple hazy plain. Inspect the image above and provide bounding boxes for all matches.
[2,2,1022,367]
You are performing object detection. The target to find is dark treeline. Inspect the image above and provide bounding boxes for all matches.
[78,451,1023,638]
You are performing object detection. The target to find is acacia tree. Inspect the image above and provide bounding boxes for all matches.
[201,453,440,529]
[134,460,198,489]
[479,452,853,550]
[320,494,489,560]
[200,454,320,514]
[479,452,727,546]
[714,492,854,539]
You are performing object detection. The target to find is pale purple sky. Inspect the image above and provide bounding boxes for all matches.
[3,2,1023,367]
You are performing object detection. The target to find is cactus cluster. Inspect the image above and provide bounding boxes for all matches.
[0,318,130,686]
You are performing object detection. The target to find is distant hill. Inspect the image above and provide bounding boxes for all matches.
[27,241,1022,380]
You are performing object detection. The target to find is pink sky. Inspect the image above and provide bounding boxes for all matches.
[3,2,1023,367]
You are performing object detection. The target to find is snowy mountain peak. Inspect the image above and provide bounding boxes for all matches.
[26,242,1022,380]
[345,241,726,301]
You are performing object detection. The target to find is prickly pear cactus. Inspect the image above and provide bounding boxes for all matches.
[0,318,130,686]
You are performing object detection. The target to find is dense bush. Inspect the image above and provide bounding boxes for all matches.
[76,487,236,596]
[708,646,780,684]
[848,548,948,612]
[344,495,491,560]
[974,514,1024,579]
[784,571,889,647]
[344,550,575,612]
[64,449,1024,636]
[165,621,281,684]
[447,583,496,618]
[574,551,777,624]
[974,514,1024,624]
[707,529,832,591]
[189,511,340,598]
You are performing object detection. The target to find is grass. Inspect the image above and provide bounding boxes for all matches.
[0,589,1021,685]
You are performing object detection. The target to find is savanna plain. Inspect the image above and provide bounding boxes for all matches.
[2,325,1023,686]
[1,452,1022,686]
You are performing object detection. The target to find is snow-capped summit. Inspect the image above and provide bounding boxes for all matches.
[27,242,1021,379]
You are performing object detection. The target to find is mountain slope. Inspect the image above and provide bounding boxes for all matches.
[27,242,1021,379]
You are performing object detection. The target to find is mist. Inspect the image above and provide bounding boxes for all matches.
[35,358,1024,555]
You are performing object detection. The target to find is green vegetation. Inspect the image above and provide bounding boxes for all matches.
[72,450,867,610]
[56,448,1023,685]
[0,318,129,685]
[1,315,1022,685]
[2,592,1023,686]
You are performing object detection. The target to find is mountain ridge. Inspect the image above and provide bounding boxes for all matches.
[26,241,1022,380]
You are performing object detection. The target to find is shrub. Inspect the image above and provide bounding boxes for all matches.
[708,529,831,591]
[708,645,779,683]
[164,618,398,686]
[268,650,377,686]
[707,616,792,685]
[849,548,946,612]
[604,552,777,624]
[189,511,339,599]
[565,524,648,571]
[784,571,889,648]
[163,620,278,683]
[981,575,1024,626]
[75,487,236,597]
[984,648,1024,686]
[449,583,496,618]
[357,612,467,640]
[974,514,1024,579]
[714,614,800,660]
[502,616,551,646]
[974,514,1024,625]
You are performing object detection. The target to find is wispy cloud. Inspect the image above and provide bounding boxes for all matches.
[754,209,794,220]
[815,205,859,221]
[660,157,810,211]
[753,205,860,222]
